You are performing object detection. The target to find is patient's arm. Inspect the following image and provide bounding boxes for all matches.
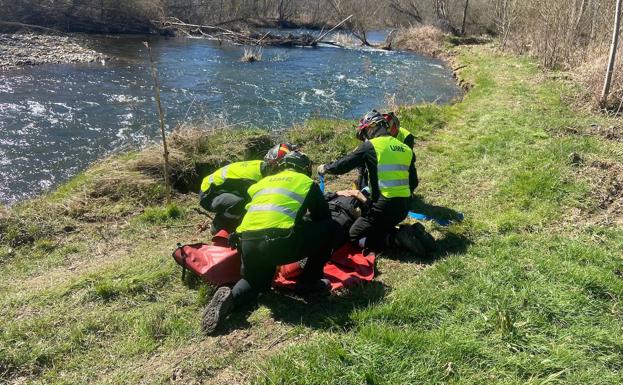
[335,189,368,204]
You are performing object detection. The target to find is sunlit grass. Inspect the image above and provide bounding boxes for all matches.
[0,45,622,384]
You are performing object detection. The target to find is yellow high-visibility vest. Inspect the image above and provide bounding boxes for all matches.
[396,127,413,146]
[200,160,264,193]
[370,136,412,198]
[236,169,313,232]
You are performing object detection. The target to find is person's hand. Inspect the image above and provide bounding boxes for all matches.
[317,164,326,176]
[336,190,368,204]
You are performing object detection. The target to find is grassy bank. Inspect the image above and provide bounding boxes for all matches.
[1,44,622,384]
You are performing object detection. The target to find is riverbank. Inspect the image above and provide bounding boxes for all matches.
[0,33,108,69]
[1,44,622,384]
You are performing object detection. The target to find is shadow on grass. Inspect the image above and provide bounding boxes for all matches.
[410,195,465,222]
[216,281,389,334]
[212,197,471,335]
[213,230,471,334]
[380,228,471,265]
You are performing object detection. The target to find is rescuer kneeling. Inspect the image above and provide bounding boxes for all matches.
[198,143,296,234]
[201,150,332,334]
[318,110,423,254]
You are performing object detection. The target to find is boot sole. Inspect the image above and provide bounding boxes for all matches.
[201,287,233,334]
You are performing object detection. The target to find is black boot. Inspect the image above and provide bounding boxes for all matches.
[394,225,426,257]
[202,286,234,334]
[295,278,331,296]
[410,222,436,252]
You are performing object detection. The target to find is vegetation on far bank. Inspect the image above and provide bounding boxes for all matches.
[1,43,622,384]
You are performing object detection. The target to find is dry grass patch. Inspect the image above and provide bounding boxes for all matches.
[576,156,623,225]
[573,48,623,110]
[394,26,448,58]
[241,47,262,62]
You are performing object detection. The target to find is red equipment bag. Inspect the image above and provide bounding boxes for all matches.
[172,232,376,291]
[273,243,376,291]
[172,230,241,286]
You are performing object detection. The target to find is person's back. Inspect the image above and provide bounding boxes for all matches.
[202,150,333,334]
[368,135,413,200]
[237,168,317,233]
[200,160,265,201]
[198,160,266,234]
[198,143,297,234]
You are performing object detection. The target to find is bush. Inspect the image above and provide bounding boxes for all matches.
[393,26,448,58]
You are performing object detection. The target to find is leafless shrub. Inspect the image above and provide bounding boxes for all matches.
[241,47,262,62]
[574,44,623,110]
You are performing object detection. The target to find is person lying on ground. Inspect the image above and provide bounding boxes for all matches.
[198,143,296,234]
[317,110,425,255]
[324,189,367,250]
[202,150,333,334]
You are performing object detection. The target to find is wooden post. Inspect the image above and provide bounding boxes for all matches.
[461,0,470,35]
[601,0,623,108]
[143,41,172,205]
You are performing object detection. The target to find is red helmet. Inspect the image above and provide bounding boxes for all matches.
[264,142,297,166]
[356,110,389,141]
[384,112,400,137]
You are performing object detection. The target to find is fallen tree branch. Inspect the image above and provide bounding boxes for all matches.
[314,14,353,43]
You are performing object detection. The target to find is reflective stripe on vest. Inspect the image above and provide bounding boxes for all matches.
[200,160,264,192]
[252,188,306,204]
[247,204,297,219]
[370,136,412,198]
[237,169,313,232]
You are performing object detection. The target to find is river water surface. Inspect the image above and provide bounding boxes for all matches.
[0,33,460,205]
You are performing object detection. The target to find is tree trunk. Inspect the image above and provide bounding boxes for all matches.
[601,0,622,107]
[144,42,172,205]
[461,0,470,35]
[435,0,456,34]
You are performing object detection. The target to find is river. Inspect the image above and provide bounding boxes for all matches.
[0,32,460,205]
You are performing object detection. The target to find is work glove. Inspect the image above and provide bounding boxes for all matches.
[317,164,326,176]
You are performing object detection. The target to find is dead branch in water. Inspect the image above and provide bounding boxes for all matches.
[157,16,356,48]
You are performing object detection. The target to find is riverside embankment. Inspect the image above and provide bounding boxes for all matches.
[1,43,622,385]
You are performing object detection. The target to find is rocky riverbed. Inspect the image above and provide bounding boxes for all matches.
[0,33,108,69]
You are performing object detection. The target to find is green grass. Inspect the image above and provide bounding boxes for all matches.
[1,45,622,384]
[253,47,623,384]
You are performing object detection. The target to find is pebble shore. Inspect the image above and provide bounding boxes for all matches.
[0,33,109,69]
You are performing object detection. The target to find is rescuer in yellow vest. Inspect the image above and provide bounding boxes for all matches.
[317,110,423,254]
[202,150,333,334]
[355,111,417,191]
[385,111,415,149]
[199,143,296,234]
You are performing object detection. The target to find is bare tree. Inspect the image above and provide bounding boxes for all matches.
[276,0,296,25]
[433,0,457,34]
[389,0,423,24]
[601,0,623,107]
[460,0,469,35]
[328,0,382,46]
[494,0,518,49]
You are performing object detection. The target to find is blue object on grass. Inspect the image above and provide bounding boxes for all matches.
[408,211,464,227]
[319,174,325,193]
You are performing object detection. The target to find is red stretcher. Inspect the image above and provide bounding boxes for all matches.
[172,230,375,291]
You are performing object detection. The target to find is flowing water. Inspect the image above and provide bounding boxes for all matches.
[0,33,460,205]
